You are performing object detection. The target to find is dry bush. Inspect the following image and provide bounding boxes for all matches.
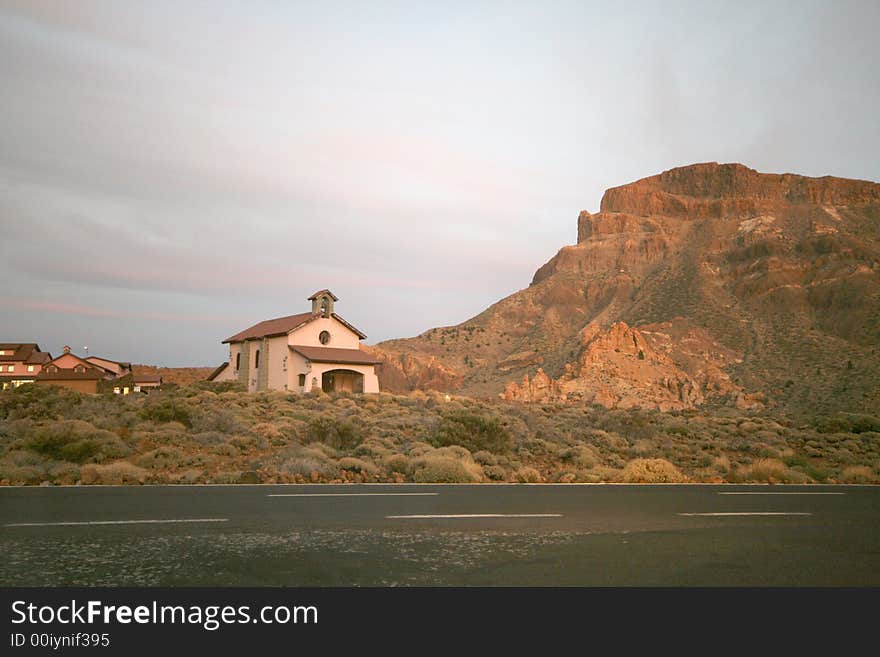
[472,450,498,466]
[621,458,688,483]
[732,458,807,483]
[81,462,148,485]
[407,441,436,458]
[134,447,187,470]
[304,416,363,451]
[250,422,285,442]
[0,464,43,485]
[411,456,483,483]
[430,445,474,461]
[430,410,512,454]
[515,466,543,483]
[382,453,411,475]
[354,438,392,460]
[838,465,878,483]
[483,464,507,481]
[631,439,656,456]
[337,457,379,475]
[558,444,597,468]
[21,420,131,464]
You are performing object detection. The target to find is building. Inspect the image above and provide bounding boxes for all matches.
[0,343,53,390]
[210,290,381,393]
[36,346,108,394]
[33,347,161,394]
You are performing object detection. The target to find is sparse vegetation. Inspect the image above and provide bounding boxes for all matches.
[0,384,877,485]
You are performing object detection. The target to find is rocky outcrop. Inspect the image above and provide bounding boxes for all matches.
[373,163,880,413]
[501,321,749,411]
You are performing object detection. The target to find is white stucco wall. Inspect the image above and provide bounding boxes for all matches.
[264,335,289,391]
[299,362,379,393]
[287,316,361,349]
[224,312,378,394]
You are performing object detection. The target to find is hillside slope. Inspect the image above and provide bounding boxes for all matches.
[372,163,880,413]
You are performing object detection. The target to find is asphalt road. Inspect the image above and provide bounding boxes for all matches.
[1,484,878,586]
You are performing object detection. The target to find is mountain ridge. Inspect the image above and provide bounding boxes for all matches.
[371,162,880,413]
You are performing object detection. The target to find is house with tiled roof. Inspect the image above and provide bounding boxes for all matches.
[0,343,53,390]
[32,347,162,394]
[209,290,380,393]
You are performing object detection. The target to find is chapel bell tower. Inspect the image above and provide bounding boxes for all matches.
[309,289,338,317]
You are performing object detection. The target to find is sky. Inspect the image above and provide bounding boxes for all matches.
[1,0,878,366]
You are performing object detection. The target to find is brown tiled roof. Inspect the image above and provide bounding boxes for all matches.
[308,289,339,301]
[86,356,132,370]
[35,370,103,381]
[290,345,382,365]
[223,312,316,343]
[0,343,51,363]
[206,362,229,381]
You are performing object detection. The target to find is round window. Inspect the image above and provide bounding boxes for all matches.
[319,330,331,345]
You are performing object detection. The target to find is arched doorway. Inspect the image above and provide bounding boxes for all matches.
[322,369,364,393]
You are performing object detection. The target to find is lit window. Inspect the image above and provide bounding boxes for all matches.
[7,365,13,372]
[27,365,34,372]
[113,387,120,394]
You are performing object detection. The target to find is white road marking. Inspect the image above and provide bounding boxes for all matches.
[268,493,439,497]
[678,512,813,517]
[718,492,844,496]
[4,518,228,527]
[386,513,562,519]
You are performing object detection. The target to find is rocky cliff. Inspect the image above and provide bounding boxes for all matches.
[373,163,880,413]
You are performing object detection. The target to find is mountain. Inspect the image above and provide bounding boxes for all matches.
[370,163,880,413]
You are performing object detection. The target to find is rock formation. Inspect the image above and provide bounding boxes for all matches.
[372,163,880,413]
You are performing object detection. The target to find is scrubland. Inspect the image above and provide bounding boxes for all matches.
[1,383,878,486]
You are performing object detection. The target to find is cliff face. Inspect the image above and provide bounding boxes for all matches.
[374,163,880,413]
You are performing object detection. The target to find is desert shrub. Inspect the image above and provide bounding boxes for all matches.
[838,465,878,483]
[382,453,411,475]
[337,457,378,475]
[134,447,187,470]
[190,407,245,434]
[430,411,511,453]
[304,416,363,451]
[813,413,880,435]
[80,461,148,485]
[411,456,483,483]
[515,466,543,483]
[483,465,507,481]
[192,431,229,446]
[0,463,44,484]
[621,458,687,483]
[353,438,392,460]
[139,400,192,428]
[250,422,285,442]
[430,445,474,461]
[21,420,131,464]
[558,444,597,468]
[732,458,805,483]
[472,450,498,466]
